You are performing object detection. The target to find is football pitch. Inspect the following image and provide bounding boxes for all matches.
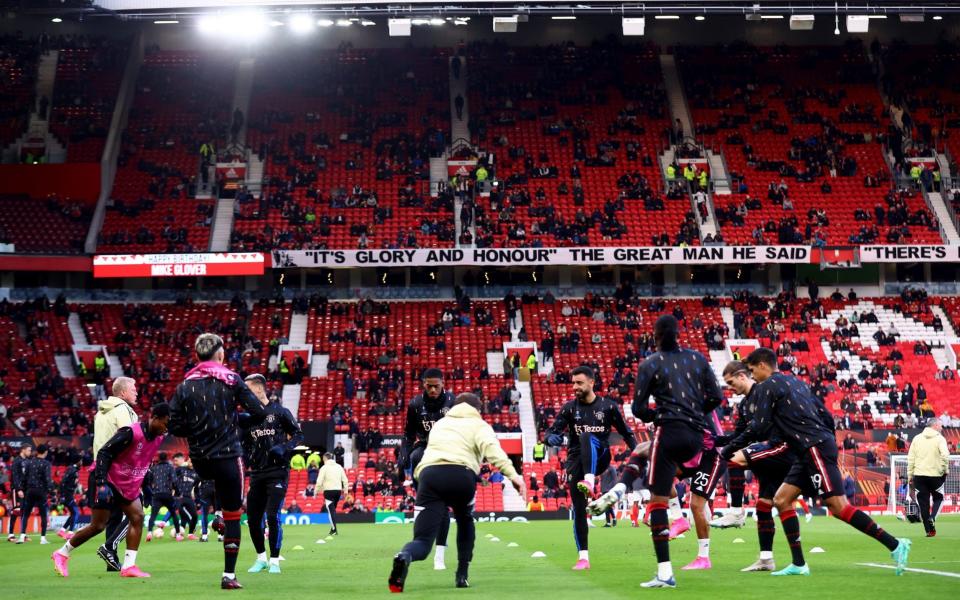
[2,517,955,599]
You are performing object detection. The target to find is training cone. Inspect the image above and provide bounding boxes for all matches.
[490,537,500,542]
[507,542,519,547]
[732,538,746,544]
[531,551,546,558]
[316,540,326,544]
[810,547,825,553]
[485,533,494,538]
[325,536,333,541]
[292,545,304,550]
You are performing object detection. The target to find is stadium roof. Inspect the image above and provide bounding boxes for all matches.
[83,1,960,18]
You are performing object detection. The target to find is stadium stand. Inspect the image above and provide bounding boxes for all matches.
[467,42,687,248]
[0,33,38,149]
[234,47,452,251]
[677,42,942,246]
[48,37,127,163]
[96,50,233,252]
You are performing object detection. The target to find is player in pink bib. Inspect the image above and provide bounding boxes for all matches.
[52,403,170,579]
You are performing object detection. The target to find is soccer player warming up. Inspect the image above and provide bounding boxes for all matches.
[629,315,723,588]
[402,368,456,570]
[545,365,637,571]
[241,373,303,574]
[51,403,170,578]
[168,333,267,589]
[389,393,525,592]
[722,348,910,577]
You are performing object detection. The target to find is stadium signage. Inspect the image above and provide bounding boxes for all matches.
[858,245,958,262]
[93,253,265,278]
[272,245,812,268]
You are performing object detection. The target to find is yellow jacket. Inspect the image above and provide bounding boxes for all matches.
[415,403,518,479]
[907,427,949,478]
[93,397,138,459]
[317,461,348,492]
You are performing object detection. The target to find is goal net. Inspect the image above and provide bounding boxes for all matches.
[888,453,960,515]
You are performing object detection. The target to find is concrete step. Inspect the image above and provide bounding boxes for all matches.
[107,354,124,378]
[54,354,76,378]
[924,191,960,244]
[281,384,301,420]
[67,313,89,345]
[288,313,308,345]
[208,197,235,252]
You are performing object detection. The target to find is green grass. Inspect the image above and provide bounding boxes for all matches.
[3,517,957,599]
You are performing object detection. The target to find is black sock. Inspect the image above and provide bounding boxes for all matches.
[840,505,899,551]
[779,510,805,567]
[728,467,745,508]
[223,514,242,574]
[649,503,670,564]
[756,500,775,553]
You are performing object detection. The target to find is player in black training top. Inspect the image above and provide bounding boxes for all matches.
[167,333,266,589]
[18,444,53,544]
[146,452,182,539]
[402,367,456,571]
[628,315,723,589]
[546,365,637,570]
[240,373,303,574]
[8,445,31,541]
[173,453,199,539]
[723,348,911,577]
[56,458,82,540]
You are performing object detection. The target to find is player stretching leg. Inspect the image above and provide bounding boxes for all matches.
[723,349,911,577]
[590,444,689,538]
[241,373,303,574]
[545,365,637,571]
[51,404,170,578]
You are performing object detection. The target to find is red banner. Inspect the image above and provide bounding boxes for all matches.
[93,253,265,278]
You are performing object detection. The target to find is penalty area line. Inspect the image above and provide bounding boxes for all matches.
[857,563,960,578]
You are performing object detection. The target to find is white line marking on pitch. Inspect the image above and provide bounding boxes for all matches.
[857,563,960,578]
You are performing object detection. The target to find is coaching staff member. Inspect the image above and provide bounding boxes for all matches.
[908,418,950,537]
[388,393,525,593]
[168,333,266,590]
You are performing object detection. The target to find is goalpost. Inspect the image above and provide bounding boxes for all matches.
[888,454,960,515]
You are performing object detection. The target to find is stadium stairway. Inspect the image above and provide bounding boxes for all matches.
[510,307,524,342]
[720,306,736,337]
[208,197,236,252]
[84,32,143,253]
[289,312,308,345]
[310,353,328,377]
[6,50,67,163]
[107,354,124,378]
[658,53,693,141]
[931,304,959,338]
[281,310,307,417]
[281,384,301,420]
[231,57,255,147]
[695,187,720,241]
[501,475,526,510]
[516,380,536,462]
[448,55,469,144]
[67,312,88,345]
[937,151,953,183]
[53,354,76,378]
[923,190,960,244]
[705,149,731,195]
